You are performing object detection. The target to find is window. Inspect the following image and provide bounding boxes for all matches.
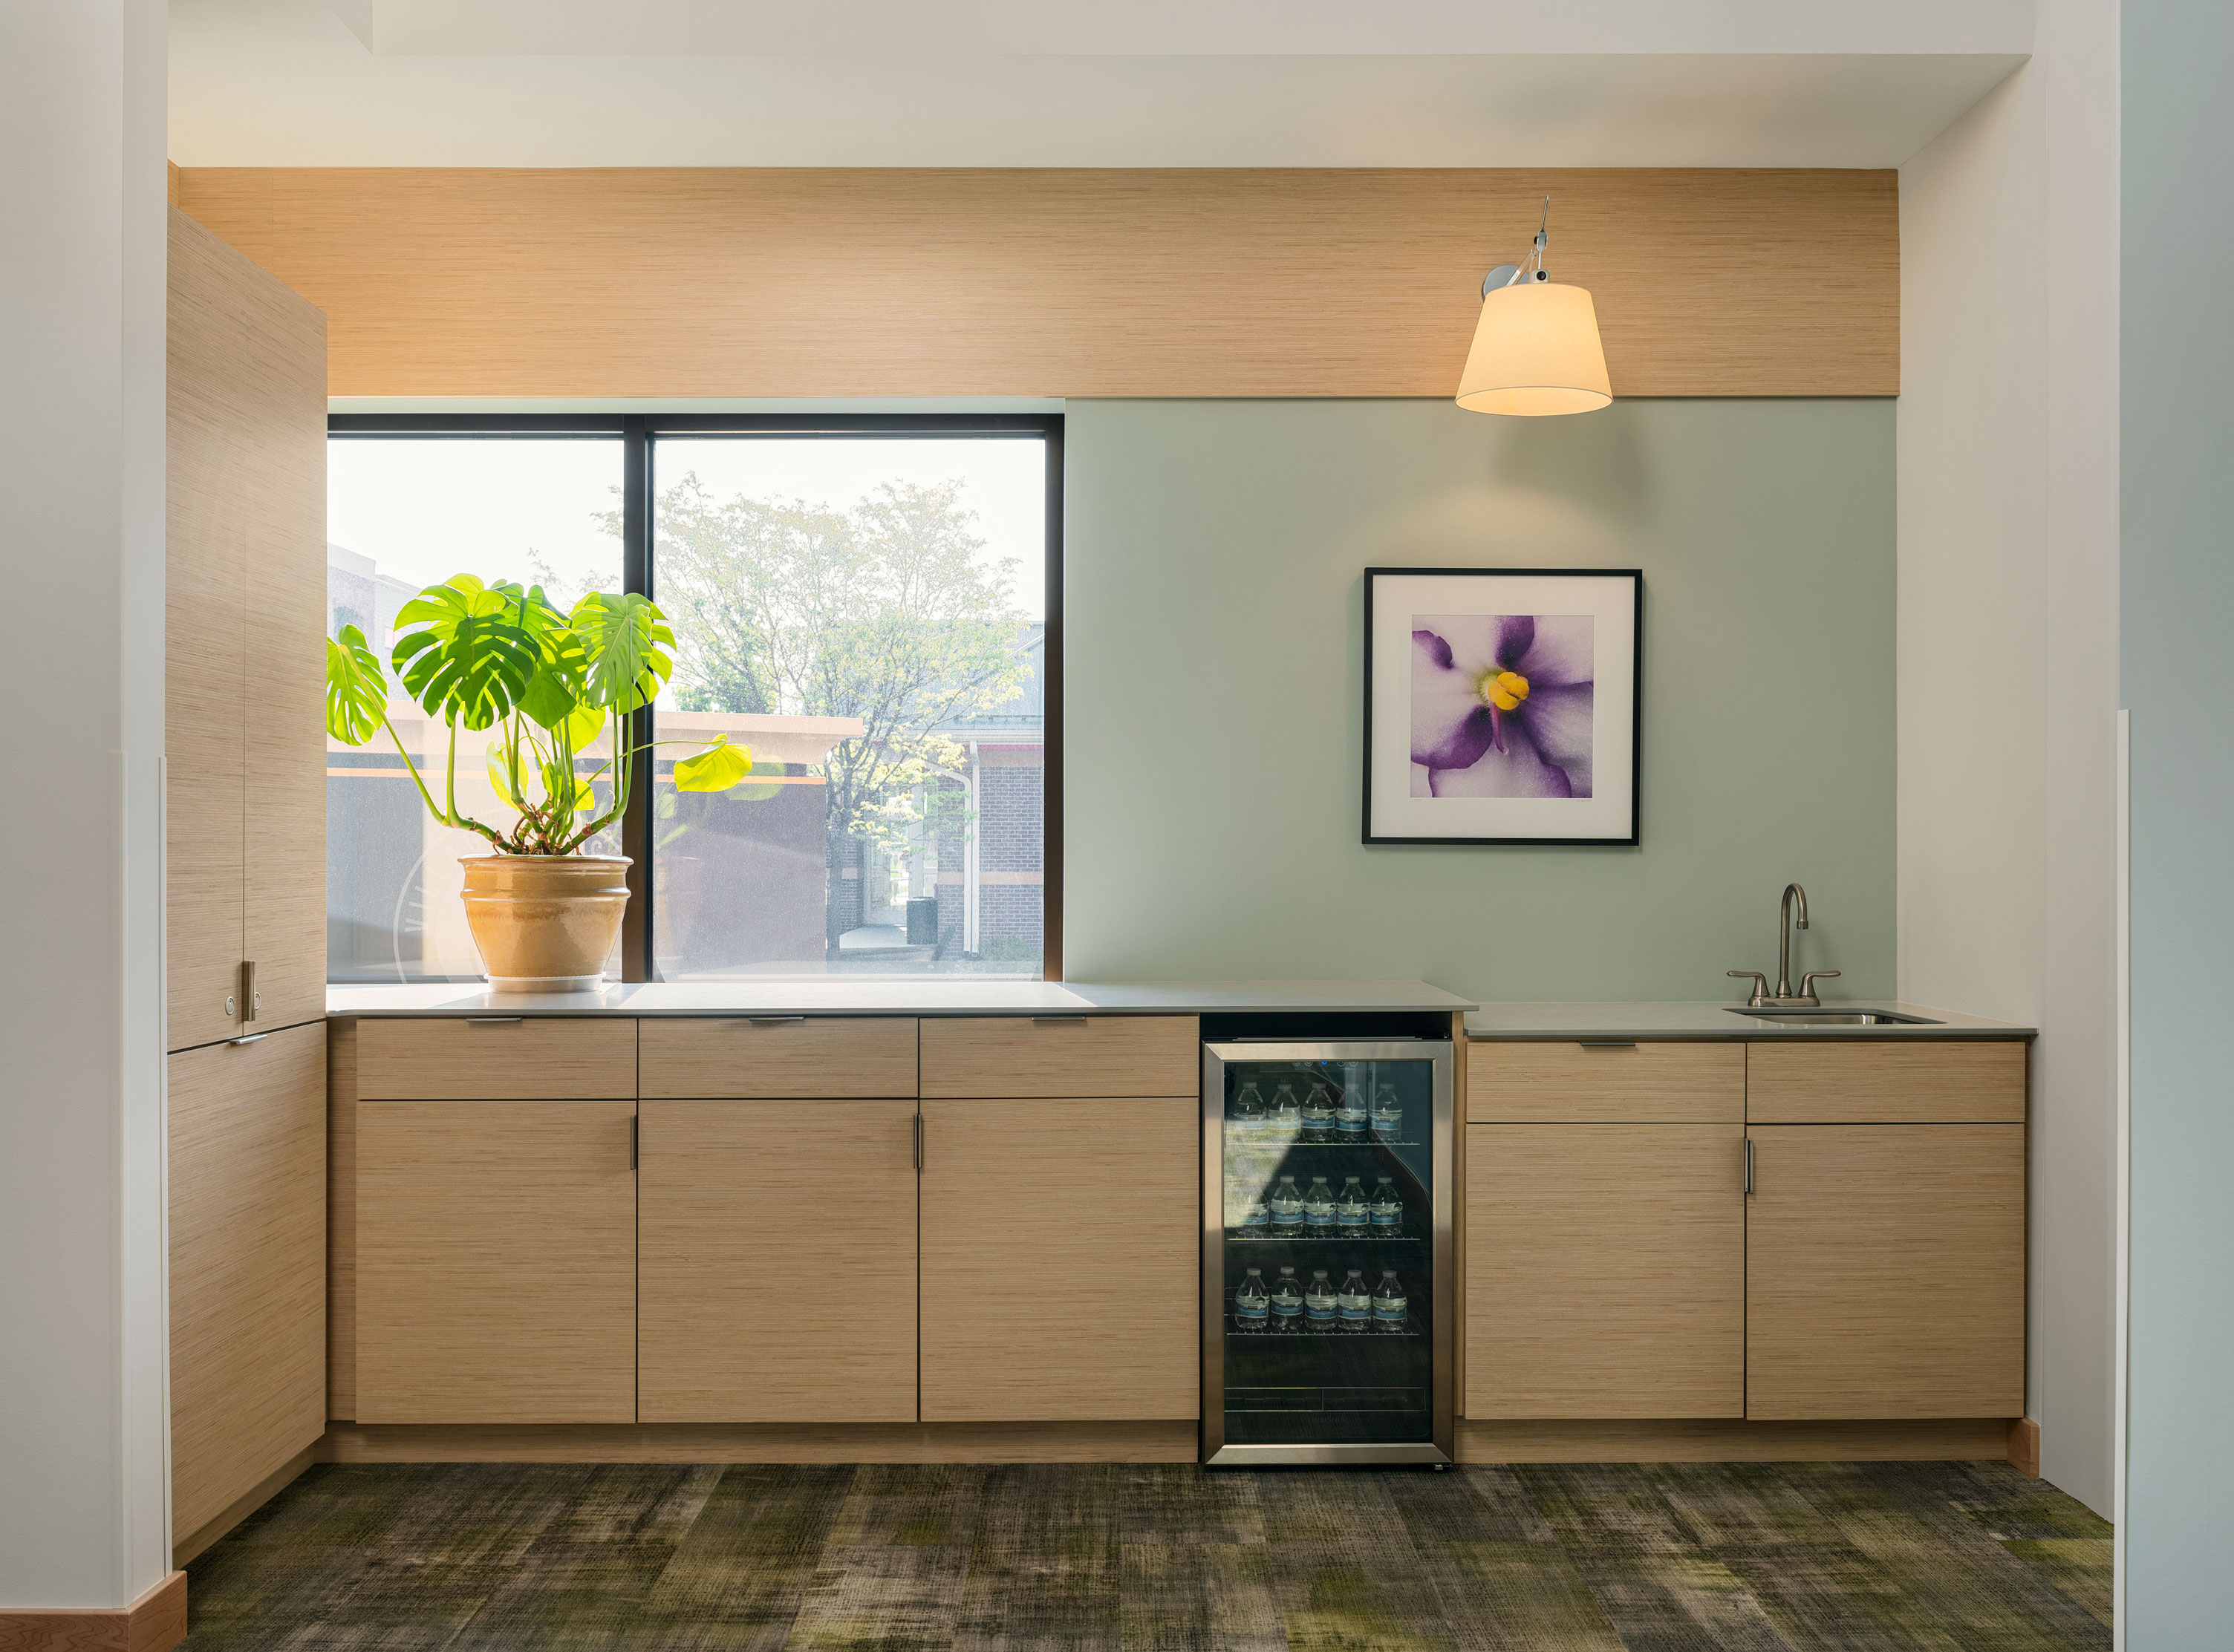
[325,415,1060,983]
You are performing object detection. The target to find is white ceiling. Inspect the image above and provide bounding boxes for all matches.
[170,0,2032,169]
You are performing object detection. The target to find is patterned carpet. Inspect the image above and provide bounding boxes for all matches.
[181,1459,2112,1650]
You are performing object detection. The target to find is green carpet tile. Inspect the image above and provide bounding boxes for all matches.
[179,1459,2112,1651]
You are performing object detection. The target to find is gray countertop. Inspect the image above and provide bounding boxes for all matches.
[1465,1001,2034,1040]
[325,979,1479,1019]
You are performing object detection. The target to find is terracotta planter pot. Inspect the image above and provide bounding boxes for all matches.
[457,855,632,992]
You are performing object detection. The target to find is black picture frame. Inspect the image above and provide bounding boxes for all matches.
[1362,567,1643,846]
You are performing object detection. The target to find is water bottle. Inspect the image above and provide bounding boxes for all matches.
[1270,1266,1304,1329]
[1238,1190,1270,1236]
[1271,1175,1306,1232]
[1232,1080,1266,1133]
[1338,1268,1372,1330]
[1234,1267,1269,1332]
[1338,1077,1371,1137]
[1337,1175,1370,1237]
[1271,1083,1303,1136]
[1372,1083,1403,1137]
[1304,1175,1336,1231]
[1301,1081,1336,1142]
[1371,1176,1402,1233]
[1372,1269,1408,1332]
[1304,1269,1337,1330]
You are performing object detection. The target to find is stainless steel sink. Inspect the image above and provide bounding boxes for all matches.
[1727,1008,1941,1027]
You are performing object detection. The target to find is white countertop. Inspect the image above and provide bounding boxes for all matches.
[326,979,1479,1018]
[1464,1001,2034,1040]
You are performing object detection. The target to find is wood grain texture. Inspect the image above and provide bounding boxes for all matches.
[0,1572,187,1652]
[1455,1418,2013,1463]
[1465,1125,1744,1419]
[637,1016,918,1100]
[1745,1040,2028,1123]
[167,1023,328,1544]
[171,168,1898,398]
[920,1098,1198,1421]
[1467,1041,1745,1123]
[355,1015,638,1100]
[356,1099,637,1423]
[326,1019,356,1420]
[1450,1012,1467,1415]
[170,1442,321,1568]
[2009,1417,2043,1478]
[639,1099,919,1422]
[167,1027,328,1544]
[919,1016,1197,1100]
[1746,1124,2026,1419]
[322,1421,1198,1463]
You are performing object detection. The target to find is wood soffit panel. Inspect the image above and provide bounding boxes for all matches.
[172,167,1897,399]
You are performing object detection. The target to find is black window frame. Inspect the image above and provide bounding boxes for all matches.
[327,410,1066,981]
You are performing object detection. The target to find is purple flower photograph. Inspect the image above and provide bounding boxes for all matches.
[1411,614,1595,798]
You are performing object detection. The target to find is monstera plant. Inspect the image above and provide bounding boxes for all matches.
[327,575,752,990]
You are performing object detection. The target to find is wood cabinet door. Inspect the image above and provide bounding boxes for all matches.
[920,1097,1198,1421]
[639,1100,918,1422]
[1465,1124,1744,1419]
[169,1022,328,1547]
[918,1016,1199,1098]
[1746,1123,2025,1419]
[356,1099,637,1423]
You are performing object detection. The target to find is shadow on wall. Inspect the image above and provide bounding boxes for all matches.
[1375,402,1651,567]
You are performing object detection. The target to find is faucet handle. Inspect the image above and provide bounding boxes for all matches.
[1798,970,1840,1005]
[1727,970,1771,1008]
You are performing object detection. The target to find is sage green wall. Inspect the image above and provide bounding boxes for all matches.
[1061,398,1895,1002]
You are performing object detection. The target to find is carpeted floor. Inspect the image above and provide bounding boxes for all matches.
[180,1458,2112,1650]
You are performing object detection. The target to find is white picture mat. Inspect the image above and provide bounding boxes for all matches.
[1368,572,1637,841]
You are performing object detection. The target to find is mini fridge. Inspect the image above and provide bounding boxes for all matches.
[1201,1037,1456,1465]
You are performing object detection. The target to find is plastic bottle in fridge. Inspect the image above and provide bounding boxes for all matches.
[1232,1080,1266,1132]
[1372,1083,1403,1137]
[1301,1081,1336,1142]
[1271,1175,1306,1232]
[1304,1270,1338,1329]
[1304,1175,1337,1230]
[1372,1270,1408,1332]
[1338,1268,1372,1329]
[1271,1083,1303,1135]
[1370,1175,1403,1233]
[1270,1266,1304,1329]
[1337,1176,1370,1236]
[1234,1268,1269,1332]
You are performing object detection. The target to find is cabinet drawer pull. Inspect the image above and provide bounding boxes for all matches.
[743,1016,807,1026]
[1577,1040,1637,1050]
[466,1016,524,1026]
[228,1032,269,1046]
[1031,1016,1090,1025]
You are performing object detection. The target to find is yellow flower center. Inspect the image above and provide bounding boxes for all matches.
[1478,670,1531,713]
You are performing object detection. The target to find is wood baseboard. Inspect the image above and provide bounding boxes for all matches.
[0,1570,186,1652]
[1457,1417,2016,1463]
[2006,1416,2042,1478]
[172,1442,323,1569]
[322,1420,1199,1465]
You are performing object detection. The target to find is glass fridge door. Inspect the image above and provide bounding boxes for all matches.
[1201,1039,1455,1464]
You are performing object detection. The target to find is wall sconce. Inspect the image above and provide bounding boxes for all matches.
[1456,200,1612,417]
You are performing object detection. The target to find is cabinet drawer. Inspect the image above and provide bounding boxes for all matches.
[919,1015,1198,1099]
[638,1016,917,1099]
[1746,1042,2028,1123]
[356,1016,638,1100]
[1466,1040,1743,1123]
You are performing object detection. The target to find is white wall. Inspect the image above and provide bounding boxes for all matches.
[1897,0,2121,1518]
[0,0,172,1610]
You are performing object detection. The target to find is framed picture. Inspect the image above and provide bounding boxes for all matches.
[1364,567,1641,845]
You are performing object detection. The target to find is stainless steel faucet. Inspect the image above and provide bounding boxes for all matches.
[1727,883,1840,1007]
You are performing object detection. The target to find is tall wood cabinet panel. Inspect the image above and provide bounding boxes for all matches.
[165,206,326,1048]
[356,1099,637,1423]
[639,1100,919,1422]
[920,1097,1197,1421]
[1746,1123,2026,1419]
[1465,1123,1744,1419]
[169,1022,327,1545]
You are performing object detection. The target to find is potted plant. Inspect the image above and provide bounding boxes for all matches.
[325,574,753,990]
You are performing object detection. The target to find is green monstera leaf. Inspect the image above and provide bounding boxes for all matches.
[391,576,545,731]
[673,735,754,794]
[570,590,674,714]
[325,624,390,745]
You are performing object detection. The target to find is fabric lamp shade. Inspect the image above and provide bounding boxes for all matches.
[1455,281,1613,416]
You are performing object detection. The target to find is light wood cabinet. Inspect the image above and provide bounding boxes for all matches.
[1745,1041,2028,1123]
[920,1097,1198,1421]
[1465,1123,1743,1419]
[639,1099,918,1422]
[639,1016,918,1099]
[1745,1123,2026,1418]
[919,1015,1198,1098]
[165,207,326,1051]
[1468,1040,1743,1123]
[169,1022,327,1548]
[356,1098,637,1423]
[355,1015,638,1100]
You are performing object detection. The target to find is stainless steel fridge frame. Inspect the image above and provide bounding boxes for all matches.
[1199,1038,1457,1466]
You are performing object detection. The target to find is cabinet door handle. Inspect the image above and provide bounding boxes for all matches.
[1032,1016,1089,1025]
[913,1113,924,1172]
[1744,1137,1755,1197]
[744,1016,806,1026]
[630,1115,639,1171]
[240,960,258,1023]
[466,1016,524,1026]
[1577,1040,1635,1050]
